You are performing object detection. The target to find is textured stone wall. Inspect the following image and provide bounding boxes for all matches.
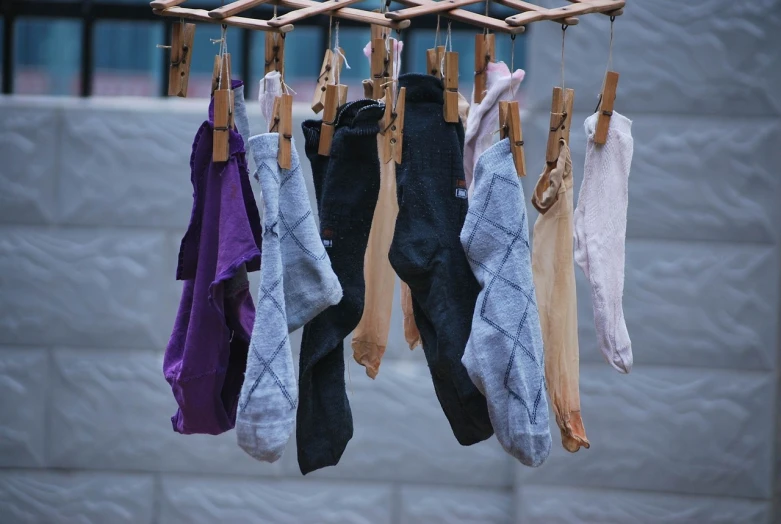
[0,1,779,522]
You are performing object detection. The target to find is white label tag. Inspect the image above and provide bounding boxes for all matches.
[455,188,467,199]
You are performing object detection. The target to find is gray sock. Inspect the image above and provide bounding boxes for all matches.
[459,138,552,467]
[249,134,343,332]
[233,83,251,149]
[236,133,298,462]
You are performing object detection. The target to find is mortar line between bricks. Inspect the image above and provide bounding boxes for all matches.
[515,481,773,503]
[524,109,781,122]
[579,361,778,375]
[31,466,515,493]
[1,223,778,250]
[151,472,162,524]
[42,347,54,468]
[390,482,402,524]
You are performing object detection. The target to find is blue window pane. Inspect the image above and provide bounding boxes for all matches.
[94,21,163,97]
[15,18,81,96]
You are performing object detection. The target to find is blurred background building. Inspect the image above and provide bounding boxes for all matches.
[0,1,779,523]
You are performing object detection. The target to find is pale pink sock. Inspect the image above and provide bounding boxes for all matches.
[574,111,634,374]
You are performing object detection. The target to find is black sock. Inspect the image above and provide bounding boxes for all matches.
[389,73,493,445]
[297,100,383,474]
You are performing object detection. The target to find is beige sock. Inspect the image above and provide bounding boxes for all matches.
[531,140,590,452]
[351,136,400,378]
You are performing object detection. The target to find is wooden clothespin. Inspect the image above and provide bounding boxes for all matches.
[318,83,348,156]
[312,49,345,113]
[443,51,459,123]
[474,33,495,104]
[545,86,574,164]
[269,93,293,168]
[213,53,232,162]
[371,37,395,100]
[380,86,406,164]
[211,53,231,95]
[277,93,293,169]
[426,45,445,78]
[265,32,286,78]
[499,101,525,177]
[167,21,196,97]
[594,71,618,145]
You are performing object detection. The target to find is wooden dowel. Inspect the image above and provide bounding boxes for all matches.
[278,0,410,29]
[494,0,578,25]
[208,0,271,19]
[392,0,526,34]
[153,7,294,32]
[506,0,625,26]
[267,0,364,26]
[386,0,482,20]
[149,0,187,9]
[566,0,623,17]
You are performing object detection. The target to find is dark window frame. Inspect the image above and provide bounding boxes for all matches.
[0,0,519,97]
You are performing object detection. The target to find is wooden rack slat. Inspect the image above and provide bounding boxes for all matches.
[153,6,294,32]
[506,0,624,25]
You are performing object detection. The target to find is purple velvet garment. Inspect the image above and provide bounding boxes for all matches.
[164,87,263,435]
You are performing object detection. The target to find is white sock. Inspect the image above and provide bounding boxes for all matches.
[573,111,633,374]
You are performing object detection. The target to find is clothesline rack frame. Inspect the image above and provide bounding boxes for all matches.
[151,0,625,35]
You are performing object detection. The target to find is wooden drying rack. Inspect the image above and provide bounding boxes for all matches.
[151,0,625,35]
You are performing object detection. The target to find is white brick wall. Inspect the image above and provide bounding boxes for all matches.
[0,2,779,521]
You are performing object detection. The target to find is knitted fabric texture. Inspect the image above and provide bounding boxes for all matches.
[574,111,634,374]
[235,133,302,462]
[351,135,399,378]
[460,138,551,466]
[531,139,589,453]
[297,100,383,474]
[165,87,262,435]
[259,133,343,331]
[350,42,406,377]
[465,62,525,197]
[258,71,283,131]
[390,73,492,446]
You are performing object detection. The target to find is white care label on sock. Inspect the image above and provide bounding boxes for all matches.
[322,227,334,248]
[455,188,468,199]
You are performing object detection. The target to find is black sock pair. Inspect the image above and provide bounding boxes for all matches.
[298,100,383,474]
[389,74,493,445]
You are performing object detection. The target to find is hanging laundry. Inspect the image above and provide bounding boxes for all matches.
[390,73,493,446]
[464,61,525,197]
[297,100,383,474]
[237,126,342,461]
[351,39,405,379]
[574,111,634,374]
[164,80,263,435]
[398,88,469,352]
[460,138,551,467]
[532,139,589,453]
